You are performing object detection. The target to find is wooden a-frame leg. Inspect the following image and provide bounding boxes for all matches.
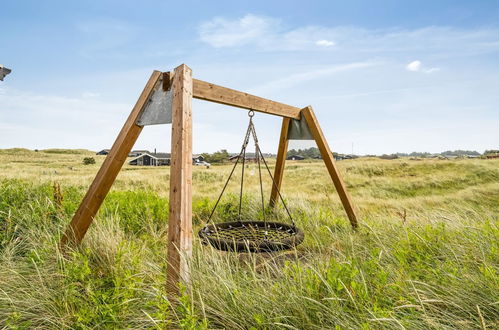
[167,64,193,298]
[269,117,291,207]
[60,71,162,248]
[301,106,359,228]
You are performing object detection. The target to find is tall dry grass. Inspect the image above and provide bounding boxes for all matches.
[0,150,497,328]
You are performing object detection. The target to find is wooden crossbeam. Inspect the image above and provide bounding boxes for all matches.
[192,78,301,119]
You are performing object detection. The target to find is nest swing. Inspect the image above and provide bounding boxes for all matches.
[198,111,304,252]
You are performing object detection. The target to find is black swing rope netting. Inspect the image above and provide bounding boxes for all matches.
[198,111,304,252]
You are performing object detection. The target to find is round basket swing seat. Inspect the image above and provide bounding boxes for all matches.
[199,221,304,252]
[199,111,304,253]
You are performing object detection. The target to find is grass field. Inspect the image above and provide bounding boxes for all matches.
[0,148,498,329]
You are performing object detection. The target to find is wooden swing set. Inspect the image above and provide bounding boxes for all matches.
[60,64,358,298]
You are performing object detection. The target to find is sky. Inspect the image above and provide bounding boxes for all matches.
[1,0,498,155]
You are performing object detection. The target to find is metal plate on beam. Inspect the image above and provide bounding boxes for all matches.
[136,78,173,126]
[288,116,313,140]
[0,65,12,81]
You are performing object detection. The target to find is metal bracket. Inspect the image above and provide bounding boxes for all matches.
[287,115,313,140]
[136,74,173,126]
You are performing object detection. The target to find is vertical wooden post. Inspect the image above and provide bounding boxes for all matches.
[301,106,359,228]
[167,64,193,297]
[60,71,162,247]
[269,117,291,207]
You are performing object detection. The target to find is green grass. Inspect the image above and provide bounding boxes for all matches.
[0,151,498,328]
[41,149,95,155]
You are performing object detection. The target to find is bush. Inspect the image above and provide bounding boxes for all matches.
[201,150,230,163]
[83,157,96,165]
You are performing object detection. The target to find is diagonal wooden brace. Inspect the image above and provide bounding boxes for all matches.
[60,71,162,248]
[270,107,359,228]
[269,117,291,207]
[302,106,358,227]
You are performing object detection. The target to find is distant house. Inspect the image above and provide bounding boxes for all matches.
[129,152,170,166]
[97,149,152,157]
[96,149,110,155]
[333,154,356,161]
[287,155,305,161]
[128,152,212,166]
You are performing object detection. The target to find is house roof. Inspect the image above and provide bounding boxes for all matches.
[130,152,171,161]
[153,152,171,158]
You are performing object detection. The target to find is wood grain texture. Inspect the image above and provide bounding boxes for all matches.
[301,106,359,228]
[269,117,291,207]
[60,71,162,247]
[193,79,301,119]
[167,64,193,297]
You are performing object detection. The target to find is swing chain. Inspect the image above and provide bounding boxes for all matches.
[206,114,253,224]
[206,111,294,227]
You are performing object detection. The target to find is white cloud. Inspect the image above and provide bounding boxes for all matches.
[425,67,441,74]
[406,60,440,73]
[406,60,422,71]
[199,14,340,51]
[0,87,127,149]
[199,14,279,48]
[250,61,378,94]
[82,91,100,98]
[199,15,499,56]
[316,39,335,47]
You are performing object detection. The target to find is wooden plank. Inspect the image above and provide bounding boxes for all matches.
[60,71,162,247]
[269,117,291,207]
[193,78,301,119]
[301,106,359,228]
[167,64,193,298]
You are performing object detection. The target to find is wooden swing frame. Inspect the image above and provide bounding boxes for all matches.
[60,64,358,298]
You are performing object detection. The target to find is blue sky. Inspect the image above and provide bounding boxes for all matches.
[1,0,498,154]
